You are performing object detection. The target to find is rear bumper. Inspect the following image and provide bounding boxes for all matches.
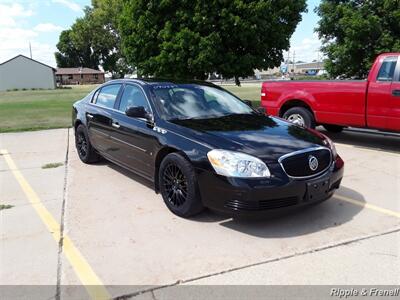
[196,155,344,216]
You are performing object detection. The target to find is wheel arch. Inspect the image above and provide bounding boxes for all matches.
[74,119,83,131]
[279,99,315,119]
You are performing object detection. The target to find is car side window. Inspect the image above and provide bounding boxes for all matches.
[397,60,400,81]
[119,84,150,113]
[377,56,397,82]
[91,89,100,103]
[95,84,121,109]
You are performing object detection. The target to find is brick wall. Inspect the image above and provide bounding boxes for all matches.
[56,73,105,85]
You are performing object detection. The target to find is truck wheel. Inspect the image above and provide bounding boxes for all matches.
[323,124,344,133]
[283,107,315,129]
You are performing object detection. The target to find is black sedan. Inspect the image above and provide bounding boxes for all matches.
[72,79,344,218]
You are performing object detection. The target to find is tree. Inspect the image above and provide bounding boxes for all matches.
[55,30,82,68]
[91,0,133,78]
[315,0,400,79]
[119,0,307,85]
[56,7,110,70]
[55,1,132,78]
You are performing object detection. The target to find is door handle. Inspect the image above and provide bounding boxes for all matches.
[87,113,94,119]
[112,122,120,128]
[392,90,400,97]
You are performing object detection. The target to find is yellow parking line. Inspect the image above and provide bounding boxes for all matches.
[0,149,110,300]
[335,194,400,219]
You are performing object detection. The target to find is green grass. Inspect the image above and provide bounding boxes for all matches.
[0,204,14,211]
[0,85,96,133]
[224,83,261,107]
[42,162,64,169]
[0,83,261,133]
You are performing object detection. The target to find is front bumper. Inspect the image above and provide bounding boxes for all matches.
[197,155,344,216]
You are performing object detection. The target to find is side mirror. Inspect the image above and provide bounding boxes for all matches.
[125,106,148,119]
[242,99,253,107]
[256,107,266,115]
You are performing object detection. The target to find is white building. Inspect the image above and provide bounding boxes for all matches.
[0,55,56,91]
[257,61,326,78]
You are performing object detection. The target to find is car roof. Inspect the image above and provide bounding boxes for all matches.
[105,78,218,87]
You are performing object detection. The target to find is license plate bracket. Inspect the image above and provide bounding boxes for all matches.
[305,178,330,202]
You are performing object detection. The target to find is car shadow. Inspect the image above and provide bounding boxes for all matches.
[319,127,400,153]
[106,162,156,190]
[92,156,366,235]
[101,160,229,222]
[214,186,365,238]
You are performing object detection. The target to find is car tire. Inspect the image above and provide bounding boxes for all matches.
[283,107,316,129]
[323,124,344,133]
[75,124,100,163]
[159,153,205,218]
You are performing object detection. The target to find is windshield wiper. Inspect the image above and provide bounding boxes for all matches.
[168,116,200,121]
[169,113,251,121]
[219,112,253,118]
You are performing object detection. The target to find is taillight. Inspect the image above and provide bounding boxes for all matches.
[261,85,267,98]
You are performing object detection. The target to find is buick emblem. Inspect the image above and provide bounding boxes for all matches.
[308,155,319,171]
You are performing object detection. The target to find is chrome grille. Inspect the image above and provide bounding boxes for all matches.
[279,147,332,178]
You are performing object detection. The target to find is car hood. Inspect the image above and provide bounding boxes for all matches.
[169,114,326,163]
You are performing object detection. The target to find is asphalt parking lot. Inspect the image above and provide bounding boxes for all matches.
[1,128,399,299]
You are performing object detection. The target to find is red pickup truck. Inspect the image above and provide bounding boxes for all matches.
[261,53,400,132]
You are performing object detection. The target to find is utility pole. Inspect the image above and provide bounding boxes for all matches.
[292,51,295,76]
[29,42,32,59]
[285,51,290,75]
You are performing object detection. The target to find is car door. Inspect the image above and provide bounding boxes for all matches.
[109,83,158,179]
[86,84,122,153]
[367,55,398,130]
[388,56,400,131]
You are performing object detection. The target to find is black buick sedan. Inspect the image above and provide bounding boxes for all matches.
[72,79,344,218]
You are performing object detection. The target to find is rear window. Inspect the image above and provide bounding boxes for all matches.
[95,84,121,109]
[377,56,397,81]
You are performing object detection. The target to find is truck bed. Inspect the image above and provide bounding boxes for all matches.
[261,80,368,127]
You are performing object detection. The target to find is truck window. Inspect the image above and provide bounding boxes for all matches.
[377,56,397,82]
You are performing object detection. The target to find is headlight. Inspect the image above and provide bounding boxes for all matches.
[207,149,271,178]
[322,134,337,158]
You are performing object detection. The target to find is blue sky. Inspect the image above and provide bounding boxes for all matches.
[0,0,322,67]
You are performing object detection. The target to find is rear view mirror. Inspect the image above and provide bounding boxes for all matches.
[126,106,147,119]
[242,100,253,107]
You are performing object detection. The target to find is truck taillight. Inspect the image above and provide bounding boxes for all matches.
[261,85,267,98]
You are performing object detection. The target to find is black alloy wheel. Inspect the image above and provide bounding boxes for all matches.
[159,153,204,217]
[76,131,88,158]
[163,163,188,207]
[75,125,100,163]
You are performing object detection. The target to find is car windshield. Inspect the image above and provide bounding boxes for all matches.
[151,84,254,120]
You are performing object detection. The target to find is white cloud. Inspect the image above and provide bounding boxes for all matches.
[285,33,323,63]
[0,3,33,27]
[29,41,58,67]
[52,0,81,12]
[34,23,64,32]
[0,38,57,67]
[0,28,37,45]
[0,3,57,67]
